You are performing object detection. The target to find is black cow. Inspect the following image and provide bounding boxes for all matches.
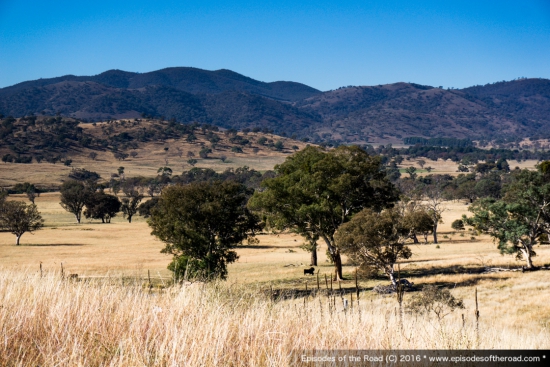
[303,267,315,275]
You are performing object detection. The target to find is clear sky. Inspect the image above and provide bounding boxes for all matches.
[1,0,549,91]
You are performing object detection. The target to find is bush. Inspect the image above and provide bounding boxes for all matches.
[113,152,129,161]
[138,197,160,218]
[199,148,212,158]
[407,285,464,320]
[8,183,38,195]
[451,219,465,231]
[68,168,101,182]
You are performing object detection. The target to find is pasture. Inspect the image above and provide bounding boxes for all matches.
[6,192,550,282]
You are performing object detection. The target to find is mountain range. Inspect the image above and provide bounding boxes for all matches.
[1,67,550,143]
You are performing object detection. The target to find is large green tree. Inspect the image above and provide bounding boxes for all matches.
[84,191,121,223]
[59,180,92,224]
[0,201,44,245]
[465,168,550,269]
[149,181,261,280]
[249,145,399,280]
[121,189,144,223]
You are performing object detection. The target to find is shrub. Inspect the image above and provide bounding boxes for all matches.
[68,168,101,182]
[407,285,464,320]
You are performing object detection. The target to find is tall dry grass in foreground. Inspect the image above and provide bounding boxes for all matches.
[0,270,548,366]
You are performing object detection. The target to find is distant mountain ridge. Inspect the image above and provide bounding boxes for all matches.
[1,68,550,143]
[0,67,321,102]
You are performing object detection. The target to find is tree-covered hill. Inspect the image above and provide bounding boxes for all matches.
[0,67,321,102]
[297,79,550,143]
[1,68,550,143]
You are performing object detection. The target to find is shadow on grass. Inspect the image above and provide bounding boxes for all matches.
[241,244,300,249]
[266,286,367,301]
[399,264,489,278]
[21,243,86,247]
[427,275,509,289]
[266,274,510,301]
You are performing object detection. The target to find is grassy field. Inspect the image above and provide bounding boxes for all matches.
[7,193,550,281]
[398,158,541,177]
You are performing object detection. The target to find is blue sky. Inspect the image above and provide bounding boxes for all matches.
[1,0,549,91]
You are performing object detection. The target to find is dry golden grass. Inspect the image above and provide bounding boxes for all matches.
[1,269,548,366]
[0,193,169,277]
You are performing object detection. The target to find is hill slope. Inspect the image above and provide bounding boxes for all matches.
[0,116,309,187]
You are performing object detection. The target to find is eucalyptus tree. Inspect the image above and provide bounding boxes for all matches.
[149,181,261,280]
[59,180,93,224]
[335,208,412,286]
[249,145,399,280]
[0,201,43,245]
[466,167,550,269]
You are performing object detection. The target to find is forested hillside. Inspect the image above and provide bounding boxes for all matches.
[1,68,550,143]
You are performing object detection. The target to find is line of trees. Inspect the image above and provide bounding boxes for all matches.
[59,179,142,224]
[147,147,550,282]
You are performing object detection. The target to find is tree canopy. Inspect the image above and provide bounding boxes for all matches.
[335,208,412,285]
[465,168,550,269]
[0,201,43,245]
[149,181,261,280]
[84,191,121,223]
[59,180,92,223]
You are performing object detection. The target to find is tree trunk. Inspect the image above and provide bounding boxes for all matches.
[128,215,132,223]
[411,233,419,244]
[310,243,317,266]
[387,267,397,286]
[433,222,438,244]
[76,213,81,224]
[322,236,343,281]
[521,246,534,269]
[333,251,343,281]
[16,235,21,246]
